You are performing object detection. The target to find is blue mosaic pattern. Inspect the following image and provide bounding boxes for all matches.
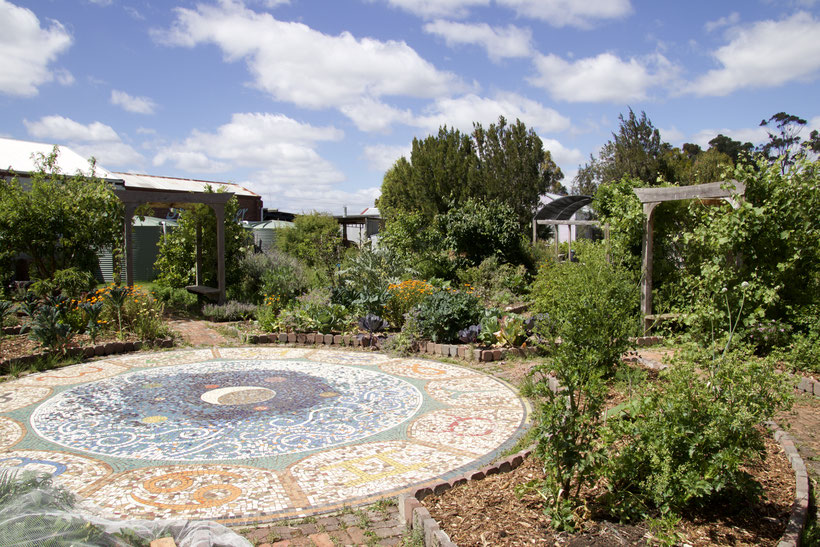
[30,360,423,461]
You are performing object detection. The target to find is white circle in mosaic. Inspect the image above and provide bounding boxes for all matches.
[408,408,526,456]
[0,385,52,412]
[84,465,290,521]
[31,360,423,461]
[17,361,128,386]
[0,450,112,495]
[426,376,523,409]
[0,417,25,450]
[380,359,479,380]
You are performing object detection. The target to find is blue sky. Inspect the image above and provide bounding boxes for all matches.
[2,0,819,214]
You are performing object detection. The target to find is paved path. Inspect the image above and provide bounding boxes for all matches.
[169,318,231,346]
[0,346,529,528]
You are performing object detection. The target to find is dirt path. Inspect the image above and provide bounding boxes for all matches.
[168,318,231,346]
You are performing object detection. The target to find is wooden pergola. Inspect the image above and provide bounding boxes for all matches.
[634,180,745,332]
[115,189,233,304]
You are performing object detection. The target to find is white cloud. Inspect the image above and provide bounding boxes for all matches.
[23,115,144,167]
[540,138,584,170]
[88,0,113,6]
[660,126,685,144]
[704,11,740,33]
[340,98,414,133]
[530,52,676,103]
[55,68,75,86]
[111,90,157,114]
[689,12,820,96]
[362,144,412,172]
[496,0,631,28]
[157,1,463,112]
[0,0,73,96]
[249,170,380,215]
[689,126,769,149]
[414,92,571,134]
[25,115,120,142]
[377,0,489,19]
[423,20,532,61]
[153,113,345,200]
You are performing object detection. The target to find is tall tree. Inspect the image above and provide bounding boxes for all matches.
[707,134,753,165]
[759,112,809,172]
[572,108,671,195]
[379,117,563,230]
[378,126,476,221]
[472,116,563,228]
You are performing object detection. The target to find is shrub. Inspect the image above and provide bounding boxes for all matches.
[152,285,198,314]
[603,349,793,520]
[236,248,309,305]
[29,305,74,353]
[415,289,482,343]
[51,267,95,297]
[335,245,406,316]
[202,301,257,322]
[383,279,434,328]
[276,212,343,286]
[456,256,529,308]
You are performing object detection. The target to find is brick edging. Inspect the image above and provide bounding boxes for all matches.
[768,421,811,547]
[396,446,534,547]
[0,338,174,372]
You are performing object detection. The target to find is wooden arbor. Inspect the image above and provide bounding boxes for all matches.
[114,189,234,304]
[634,181,745,332]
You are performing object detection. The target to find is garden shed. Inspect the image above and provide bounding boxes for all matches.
[96,217,178,283]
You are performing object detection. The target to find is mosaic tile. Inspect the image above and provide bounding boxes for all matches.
[0,416,25,450]
[104,349,217,369]
[380,358,480,380]
[218,347,314,360]
[426,376,524,409]
[0,385,52,412]
[85,465,290,520]
[0,450,112,495]
[290,441,475,506]
[407,408,525,456]
[16,361,128,386]
[0,347,527,522]
[31,359,423,461]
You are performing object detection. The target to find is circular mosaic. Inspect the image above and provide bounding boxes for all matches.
[31,359,423,461]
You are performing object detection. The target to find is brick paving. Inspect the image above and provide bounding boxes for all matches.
[240,504,406,546]
[169,318,231,346]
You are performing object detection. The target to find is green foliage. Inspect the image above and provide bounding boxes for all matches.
[236,248,309,305]
[439,198,528,267]
[151,285,199,314]
[29,305,74,352]
[377,211,451,279]
[276,212,342,287]
[202,301,257,321]
[591,177,645,270]
[677,156,820,344]
[81,300,104,344]
[277,300,351,333]
[154,191,252,289]
[495,314,527,347]
[603,349,793,520]
[414,289,482,343]
[379,117,563,231]
[51,267,96,297]
[0,301,15,333]
[523,244,639,529]
[781,311,820,373]
[0,149,123,279]
[334,245,405,315]
[457,256,529,308]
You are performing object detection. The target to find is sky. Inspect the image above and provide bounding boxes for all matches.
[1,0,819,215]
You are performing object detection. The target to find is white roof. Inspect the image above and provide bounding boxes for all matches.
[113,172,259,198]
[0,137,114,178]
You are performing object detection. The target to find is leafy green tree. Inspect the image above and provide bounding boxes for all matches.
[0,148,122,281]
[707,134,753,165]
[573,108,671,195]
[276,212,343,286]
[378,127,476,221]
[439,198,528,267]
[472,116,564,228]
[758,112,811,173]
[154,191,251,290]
[378,117,563,230]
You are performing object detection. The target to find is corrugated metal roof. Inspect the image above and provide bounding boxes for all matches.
[0,137,115,178]
[114,172,259,197]
[246,220,294,229]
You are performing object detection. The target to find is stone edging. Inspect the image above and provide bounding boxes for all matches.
[0,338,174,372]
[396,447,534,547]
[246,332,665,363]
[768,421,812,547]
[795,375,820,398]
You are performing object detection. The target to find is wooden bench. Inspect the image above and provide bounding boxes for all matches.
[643,313,682,333]
[185,285,220,302]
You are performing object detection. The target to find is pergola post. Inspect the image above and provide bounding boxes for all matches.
[123,203,136,287]
[195,221,203,286]
[640,202,658,332]
[213,204,226,305]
